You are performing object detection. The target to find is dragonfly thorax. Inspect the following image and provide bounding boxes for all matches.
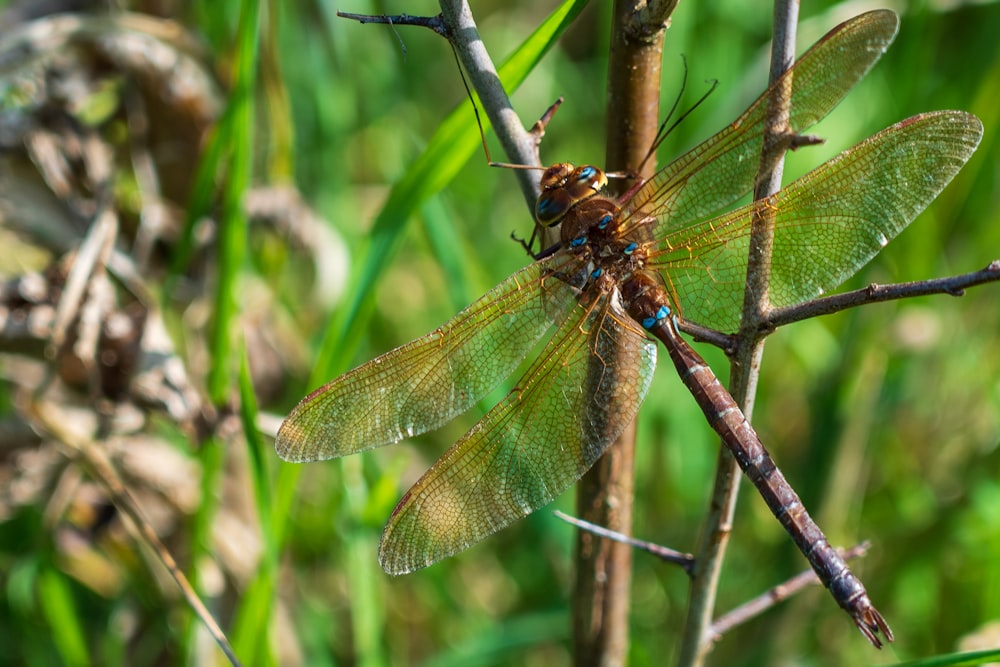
[559,196,649,289]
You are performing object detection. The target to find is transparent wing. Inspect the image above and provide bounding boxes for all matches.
[653,111,983,331]
[275,253,586,462]
[378,292,657,574]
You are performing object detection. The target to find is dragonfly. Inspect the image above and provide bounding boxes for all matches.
[276,9,982,646]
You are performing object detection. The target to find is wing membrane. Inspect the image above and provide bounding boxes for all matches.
[378,292,656,574]
[276,253,586,461]
[622,10,898,236]
[654,111,983,331]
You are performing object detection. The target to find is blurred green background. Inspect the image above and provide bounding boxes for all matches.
[1,1,998,666]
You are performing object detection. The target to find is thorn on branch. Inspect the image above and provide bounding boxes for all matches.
[788,132,825,150]
[531,97,564,139]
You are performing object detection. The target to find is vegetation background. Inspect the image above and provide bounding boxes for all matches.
[0,0,998,666]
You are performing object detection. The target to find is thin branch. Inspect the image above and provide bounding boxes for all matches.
[677,2,799,665]
[556,511,876,642]
[555,511,694,573]
[710,543,874,640]
[28,399,242,667]
[678,319,737,353]
[679,261,1000,352]
[762,260,1000,330]
[438,0,544,210]
[336,12,448,37]
[338,3,544,212]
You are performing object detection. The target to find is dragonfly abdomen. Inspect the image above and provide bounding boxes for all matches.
[621,270,893,646]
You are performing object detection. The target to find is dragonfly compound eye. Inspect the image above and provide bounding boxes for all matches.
[535,189,574,226]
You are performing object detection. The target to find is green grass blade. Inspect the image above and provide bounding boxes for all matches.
[309,0,590,386]
[231,346,278,665]
[184,5,263,663]
[207,0,261,403]
[37,566,88,667]
[887,648,1000,667]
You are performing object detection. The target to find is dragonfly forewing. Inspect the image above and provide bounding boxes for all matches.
[275,253,586,462]
[621,10,899,237]
[653,110,983,331]
[378,289,657,574]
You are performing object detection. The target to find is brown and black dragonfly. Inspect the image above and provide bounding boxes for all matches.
[276,10,982,645]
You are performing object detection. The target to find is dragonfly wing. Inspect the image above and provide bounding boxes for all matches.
[621,10,898,236]
[378,291,657,574]
[276,253,588,462]
[656,111,983,331]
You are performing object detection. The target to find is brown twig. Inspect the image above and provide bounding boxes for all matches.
[558,508,877,642]
[678,319,737,353]
[556,512,876,641]
[338,3,544,210]
[555,511,694,573]
[572,3,670,666]
[677,261,1000,351]
[27,399,243,667]
[762,260,1000,330]
[679,261,1000,353]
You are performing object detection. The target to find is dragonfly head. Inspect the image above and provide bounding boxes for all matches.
[535,163,608,227]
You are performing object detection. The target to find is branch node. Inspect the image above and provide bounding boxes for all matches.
[627,0,679,42]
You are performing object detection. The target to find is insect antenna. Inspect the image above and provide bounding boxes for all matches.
[444,39,498,165]
[632,57,720,177]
